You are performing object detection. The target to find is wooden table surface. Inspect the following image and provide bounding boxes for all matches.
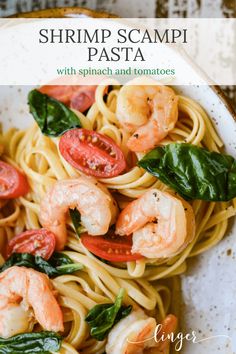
[0,0,235,108]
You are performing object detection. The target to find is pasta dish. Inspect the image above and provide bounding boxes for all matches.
[0,78,235,354]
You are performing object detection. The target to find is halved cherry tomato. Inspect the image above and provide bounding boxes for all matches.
[39,85,74,105]
[81,233,143,262]
[0,161,29,199]
[59,128,126,178]
[39,85,97,113]
[70,85,97,112]
[6,228,56,260]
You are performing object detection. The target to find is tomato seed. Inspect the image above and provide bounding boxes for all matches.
[0,185,6,192]
[80,134,85,141]
[92,136,98,143]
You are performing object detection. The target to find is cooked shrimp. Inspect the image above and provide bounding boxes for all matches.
[116,189,195,259]
[116,78,178,152]
[0,266,63,338]
[106,309,177,354]
[150,314,178,354]
[40,176,118,250]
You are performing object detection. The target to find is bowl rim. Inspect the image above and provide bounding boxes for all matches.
[8,6,117,18]
[211,85,236,122]
[7,7,236,123]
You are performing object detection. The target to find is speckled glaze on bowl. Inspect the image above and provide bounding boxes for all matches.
[3,7,236,354]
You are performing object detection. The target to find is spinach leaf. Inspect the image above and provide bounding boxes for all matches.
[69,209,85,238]
[85,289,132,341]
[40,252,83,276]
[138,143,236,202]
[0,331,62,353]
[0,253,35,270]
[0,252,83,277]
[28,89,82,137]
